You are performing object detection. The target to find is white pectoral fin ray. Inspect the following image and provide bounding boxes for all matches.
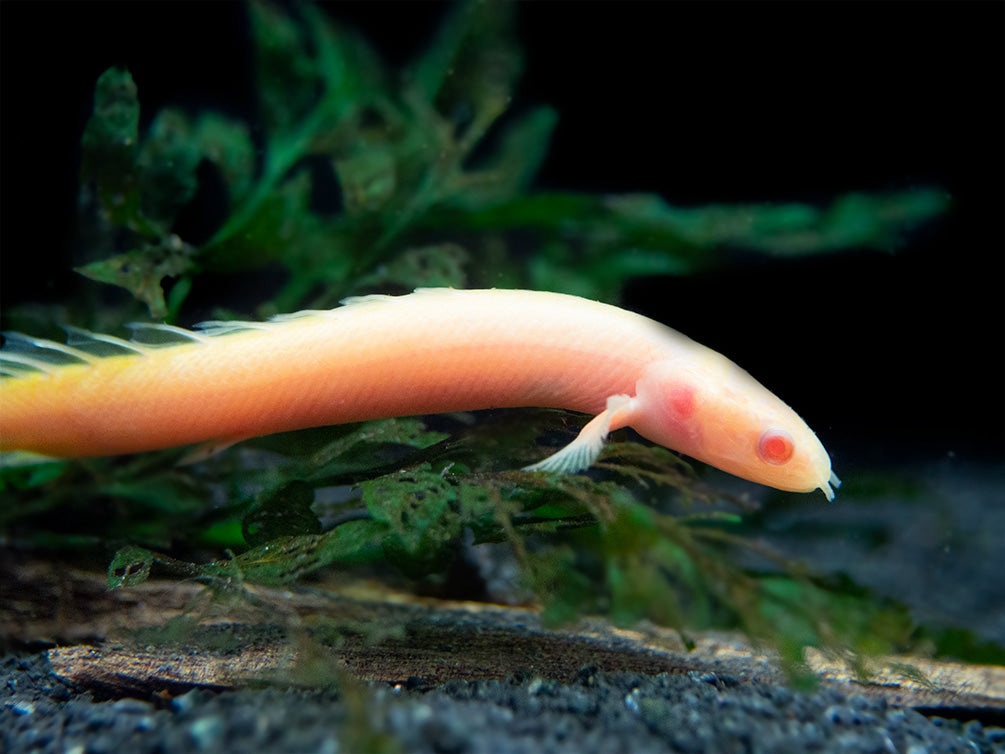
[524,394,636,474]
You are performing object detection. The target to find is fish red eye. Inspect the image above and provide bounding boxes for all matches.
[757,429,794,465]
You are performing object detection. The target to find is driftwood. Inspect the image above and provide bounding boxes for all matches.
[3,557,1003,716]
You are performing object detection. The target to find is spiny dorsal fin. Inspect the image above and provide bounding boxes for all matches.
[192,320,272,337]
[1,324,202,379]
[193,310,334,337]
[338,288,462,309]
[0,291,458,379]
[65,326,151,357]
[1,332,98,377]
[0,309,332,379]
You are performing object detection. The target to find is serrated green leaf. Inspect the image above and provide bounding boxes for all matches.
[75,234,200,318]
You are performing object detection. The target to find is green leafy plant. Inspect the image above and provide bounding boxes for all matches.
[71,0,945,321]
[2,0,961,671]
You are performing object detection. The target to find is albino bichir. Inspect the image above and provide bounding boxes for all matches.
[0,288,840,499]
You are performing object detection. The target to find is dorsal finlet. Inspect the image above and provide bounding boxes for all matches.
[339,293,399,307]
[64,326,151,356]
[0,351,60,375]
[194,320,272,337]
[1,332,103,377]
[338,288,461,309]
[1,332,98,364]
[267,309,334,323]
[0,364,32,378]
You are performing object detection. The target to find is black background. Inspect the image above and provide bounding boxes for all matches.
[1,2,1002,469]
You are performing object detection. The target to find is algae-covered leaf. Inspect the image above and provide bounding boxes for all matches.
[108,545,154,589]
[75,234,200,318]
[108,520,389,589]
[361,466,463,571]
[208,520,388,585]
[79,67,153,235]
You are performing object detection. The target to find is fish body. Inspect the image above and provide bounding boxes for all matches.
[0,288,839,499]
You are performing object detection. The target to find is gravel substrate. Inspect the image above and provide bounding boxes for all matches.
[3,653,1002,754]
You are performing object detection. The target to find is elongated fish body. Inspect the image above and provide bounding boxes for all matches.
[0,288,839,499]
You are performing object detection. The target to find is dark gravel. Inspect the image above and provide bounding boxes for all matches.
[3,653,1003,754]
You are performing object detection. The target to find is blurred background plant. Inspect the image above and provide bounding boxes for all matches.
[2,0,996,673]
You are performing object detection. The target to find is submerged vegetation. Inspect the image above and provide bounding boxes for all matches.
[1,0,969,673]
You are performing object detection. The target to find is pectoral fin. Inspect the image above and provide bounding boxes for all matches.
[524,394,636,474]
